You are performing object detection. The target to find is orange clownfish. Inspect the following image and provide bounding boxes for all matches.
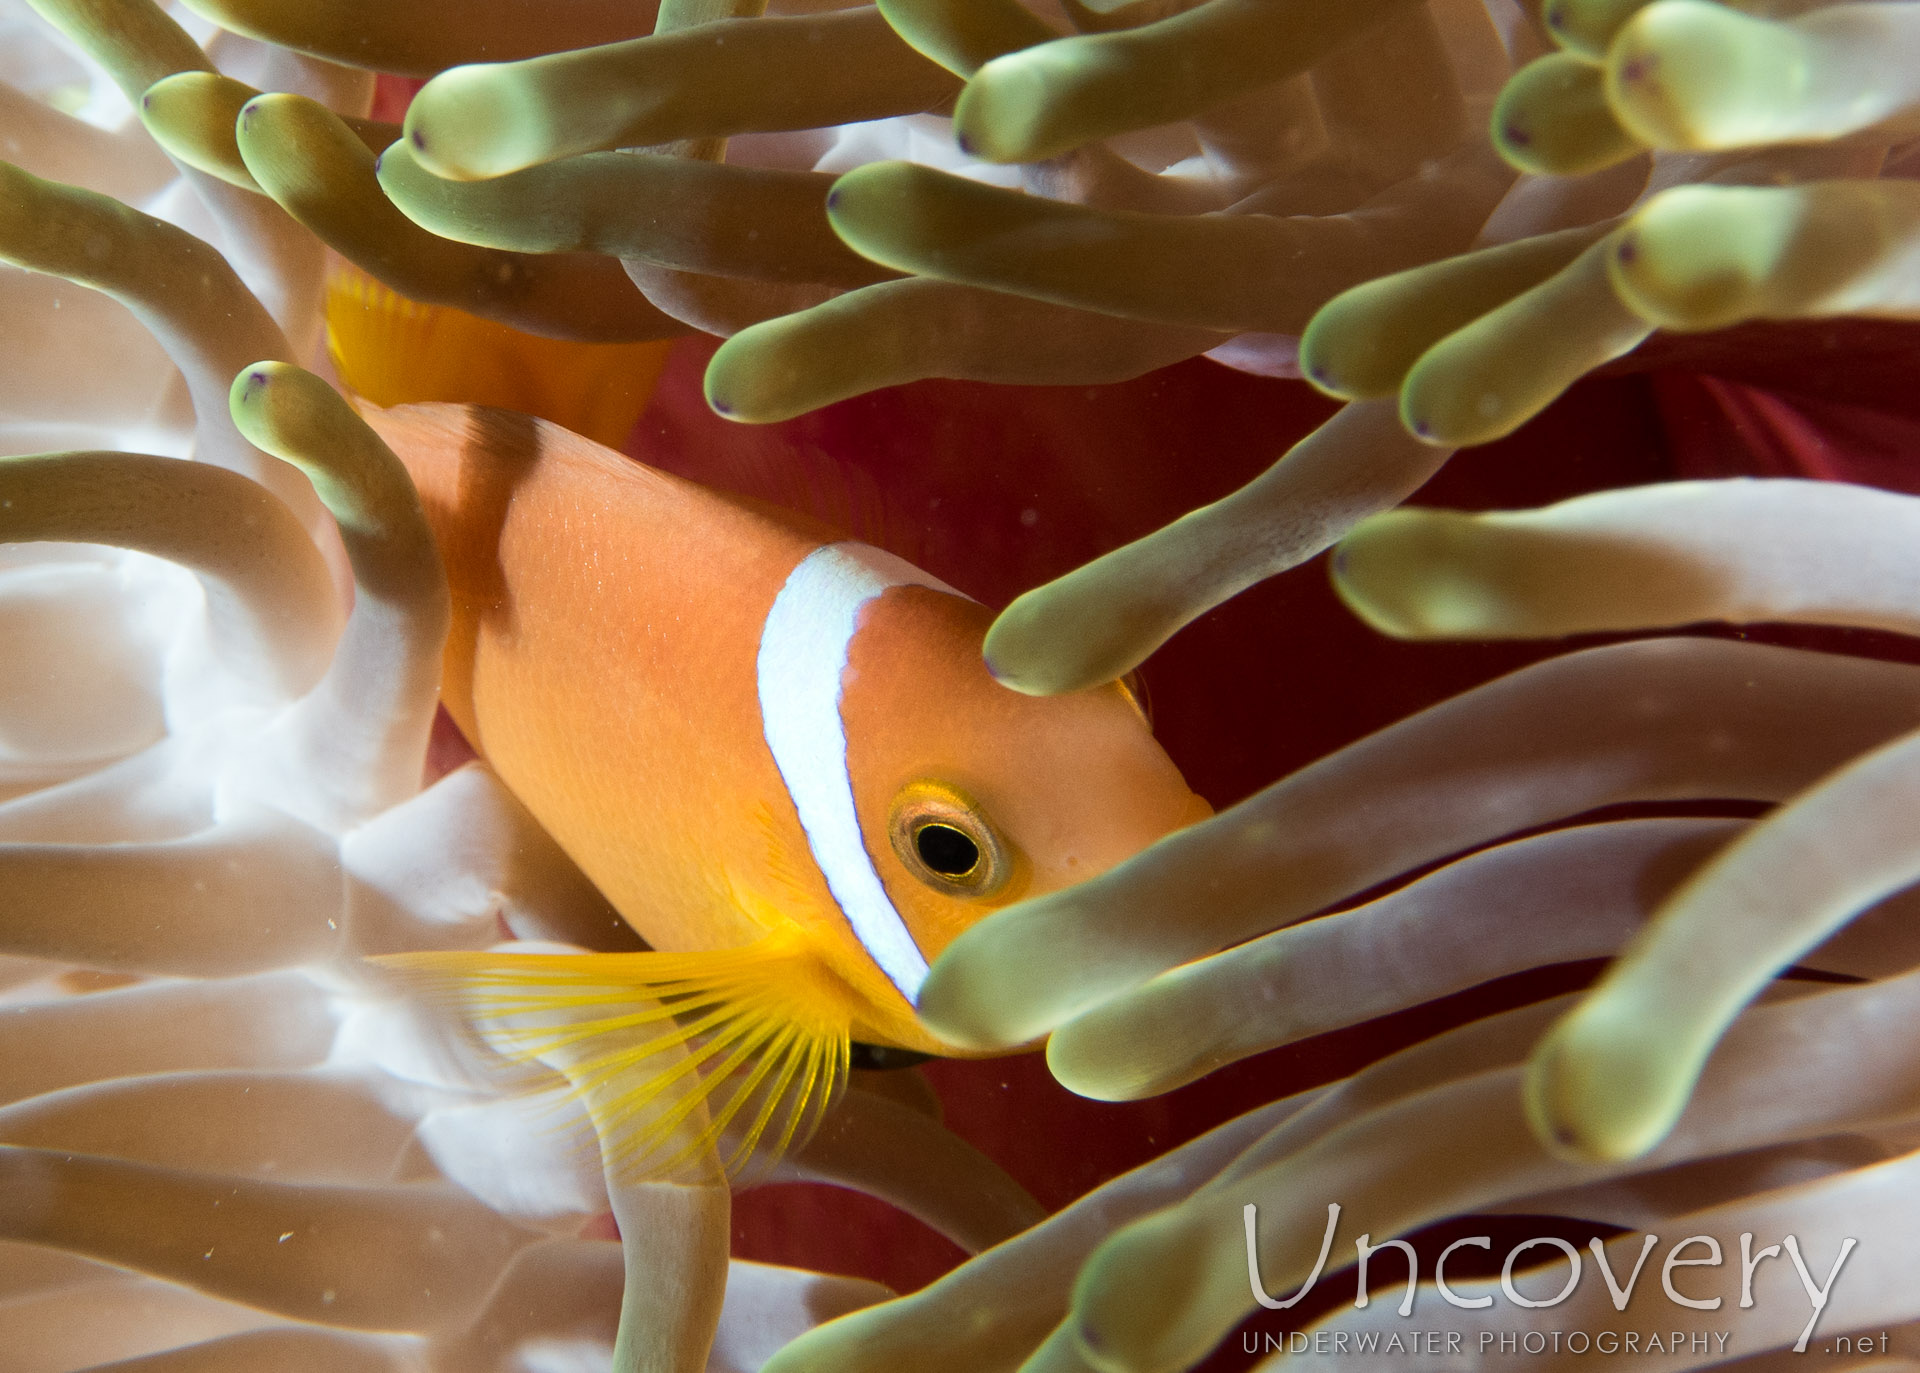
[351,320,1206,1183]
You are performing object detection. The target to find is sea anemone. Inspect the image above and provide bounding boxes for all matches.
[802,2,1920,1365]
[969,0,1920,701]
[776,623,1920,1369]
[11,0,1920,1370]
[0,5,1049,1368]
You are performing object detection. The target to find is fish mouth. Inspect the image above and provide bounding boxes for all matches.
[849,1041,937,1071]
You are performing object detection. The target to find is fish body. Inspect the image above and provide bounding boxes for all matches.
[363,400,1206,1172]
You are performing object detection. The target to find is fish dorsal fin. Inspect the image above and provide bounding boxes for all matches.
[375,934,851,1184]
[324,259,672,451]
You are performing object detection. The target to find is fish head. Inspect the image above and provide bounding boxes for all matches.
[838,582,1210,1052]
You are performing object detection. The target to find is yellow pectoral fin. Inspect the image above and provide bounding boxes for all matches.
[374,936,852,1184]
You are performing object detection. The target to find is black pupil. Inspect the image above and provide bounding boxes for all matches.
[915,823,980,877]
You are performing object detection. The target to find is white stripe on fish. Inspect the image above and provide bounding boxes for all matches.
[756,542,965,1003]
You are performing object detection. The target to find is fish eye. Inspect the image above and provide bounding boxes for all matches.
[888,781,1012,898]
[915,823,980,877]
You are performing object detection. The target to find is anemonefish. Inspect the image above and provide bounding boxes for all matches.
[337,271,1208,1180]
